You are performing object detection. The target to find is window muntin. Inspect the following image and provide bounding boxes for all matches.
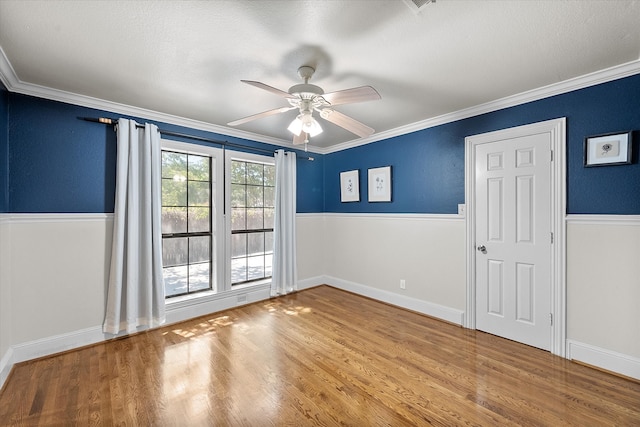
[229,159,275,285]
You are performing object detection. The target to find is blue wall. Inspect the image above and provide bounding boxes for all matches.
[325,73,640,215]
[0,81,8,213]
[6,93,324,213]
[4,72,640,215]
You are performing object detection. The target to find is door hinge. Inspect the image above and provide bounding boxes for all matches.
[551,150,554,162]
[549,313,553,326]
[551,232,554,244]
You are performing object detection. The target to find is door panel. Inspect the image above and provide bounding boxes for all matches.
[475,133,552,350]
[487,260,504,315]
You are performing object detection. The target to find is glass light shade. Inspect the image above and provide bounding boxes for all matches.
[287,116,303,136]
[301,114,323,137]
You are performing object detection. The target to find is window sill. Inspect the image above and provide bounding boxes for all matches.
[165,280,272,310]
[231,278,272,291]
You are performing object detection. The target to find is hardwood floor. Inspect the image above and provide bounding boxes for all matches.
[1,285,639,426]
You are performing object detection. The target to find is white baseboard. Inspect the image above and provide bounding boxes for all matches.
[567,339,640,380]
[322,275,465,326]
[11,326,108,365]
[0,347,13,390]
[297,275,326,291]
[0,325,107,390]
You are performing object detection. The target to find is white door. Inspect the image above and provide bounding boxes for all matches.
[475,132,552,350]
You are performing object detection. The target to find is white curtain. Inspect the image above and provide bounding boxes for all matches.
[103,119,165,334]
[272,150,297,296]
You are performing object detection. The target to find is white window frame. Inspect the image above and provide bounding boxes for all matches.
[161,139,225,298]
[224,150,275,291]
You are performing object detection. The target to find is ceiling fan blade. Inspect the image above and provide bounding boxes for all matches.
[241,80,295,98]
[321,86,381,106]
[319,109,374,138]
[227,106,295,126]
[292,131,309,145]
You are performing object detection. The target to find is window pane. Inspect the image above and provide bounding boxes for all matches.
[231,184,246,207]
[231,208,246,231]
[264,208,274,229]
[264,186,275,207]
[248,232,264,256]
[246,208,264,230]
[162,152,187,180]
[265,231,274,254]
[265,253,273,277]
[163,237,188,267]
[231,161,245,184]
[162,179,187,206]
[231,233,246,258]
[231,258,247,283]
[164,265,187,297]
[188,181,210,206]
[264,165,275,186]
[188,207,210,233]
[247,163,263,185]
[189,236,210,263]
[188,155,209,182]
[247,185,264,207]
[162,207,187,234]
[189,263,210,292]
[247,256,265,281]
[229,159,273,286]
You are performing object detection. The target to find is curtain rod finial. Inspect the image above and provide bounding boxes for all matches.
[82,117,117,125]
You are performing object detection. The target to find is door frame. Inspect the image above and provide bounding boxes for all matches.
[464,118,567,357]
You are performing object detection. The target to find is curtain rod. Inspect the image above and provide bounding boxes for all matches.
[81,117,314,161]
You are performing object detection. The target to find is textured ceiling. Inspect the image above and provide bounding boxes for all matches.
[1,0,639,152]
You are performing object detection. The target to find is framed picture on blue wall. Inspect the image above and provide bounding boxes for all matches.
[368,166,392,202]
[340,170,360,202]
[584,131,632,167]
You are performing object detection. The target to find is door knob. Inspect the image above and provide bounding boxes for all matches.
[477,245,487,254]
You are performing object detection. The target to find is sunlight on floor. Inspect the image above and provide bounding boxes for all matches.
[164,315,236,339]
[264,301,312,316]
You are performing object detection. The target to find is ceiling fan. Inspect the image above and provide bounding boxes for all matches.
[227,66,381,145]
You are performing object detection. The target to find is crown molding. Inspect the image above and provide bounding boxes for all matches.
[319,59,640,154]
[0,46,18,90]
[0,47,324,155]
[2,46,639,156]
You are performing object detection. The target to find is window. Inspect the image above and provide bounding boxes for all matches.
[160,140,224,298]
[161,150,212,297]
[160,140,274,299]
[229,158,275,285]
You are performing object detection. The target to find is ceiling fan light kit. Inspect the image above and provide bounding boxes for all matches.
[228,65,381,145]
[288,112,323,137]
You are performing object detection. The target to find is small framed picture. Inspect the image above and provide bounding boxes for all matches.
[340,170,360,202]
[584,131,632,167]
[368,166,392,202]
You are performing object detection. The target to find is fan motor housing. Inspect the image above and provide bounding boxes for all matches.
[288,83,324,97]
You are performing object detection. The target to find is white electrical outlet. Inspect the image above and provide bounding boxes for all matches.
[400,279,406,289]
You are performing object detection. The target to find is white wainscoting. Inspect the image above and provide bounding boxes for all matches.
[566,214,640,379]
[2,212,639,390]
[0,215,11,387]
[322,213,467,313]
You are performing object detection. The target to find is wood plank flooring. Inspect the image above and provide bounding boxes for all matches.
[1,285,639,426]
